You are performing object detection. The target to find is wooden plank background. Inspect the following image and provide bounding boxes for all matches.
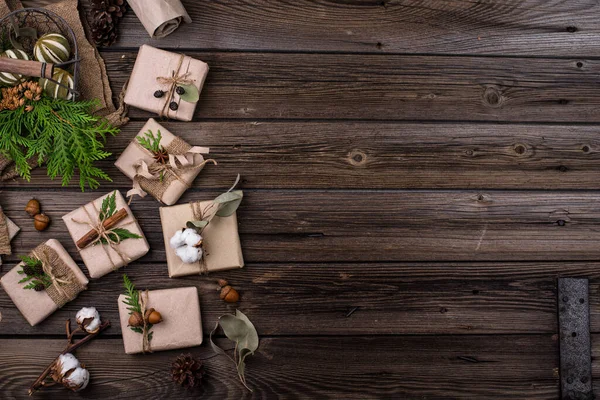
[3,0,600,398]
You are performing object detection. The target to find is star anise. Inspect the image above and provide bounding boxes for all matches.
[153,148,169,164]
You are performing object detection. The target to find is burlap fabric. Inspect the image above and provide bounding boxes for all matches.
[135,137,197,202]
[30,242,86,307]
[0,208,11,255]
[0,0,128,180]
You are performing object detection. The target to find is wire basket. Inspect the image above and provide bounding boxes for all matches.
[0,7,79,100]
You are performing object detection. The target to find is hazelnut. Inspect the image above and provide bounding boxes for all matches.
[128,311,144,327]
[25,199,40,216]
[217,279,229,288]
[220,285,240,303]
[144,308,163,325]
[33,213,50,231]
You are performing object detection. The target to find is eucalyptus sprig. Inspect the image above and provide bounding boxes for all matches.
[97,192,142,245]
[210,310,259,392]
[17,255,51,291]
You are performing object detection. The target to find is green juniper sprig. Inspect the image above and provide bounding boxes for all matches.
[137,129,163,154]
[97,192,142,245]
[0,94,119,191]
[122,274,153,341]
[136,130,167,181]
[17,255,52,291]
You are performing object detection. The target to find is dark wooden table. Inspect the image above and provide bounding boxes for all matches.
[3,0,600,398]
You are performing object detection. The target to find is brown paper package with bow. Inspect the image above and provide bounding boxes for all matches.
[1,239,88,326]
[115,118,214,205]
[124,45,209,122]
[62,191,150,279]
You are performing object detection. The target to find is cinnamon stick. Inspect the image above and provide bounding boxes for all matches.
[76,208,128,249]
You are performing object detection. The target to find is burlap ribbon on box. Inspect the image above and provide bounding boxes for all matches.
[128,137,214,203]
[29,243,86,307]
[0,208,11,255]
[0,0,129,181]
[71,201,134,270]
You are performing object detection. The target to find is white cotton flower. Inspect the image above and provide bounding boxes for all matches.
[62,367,90,392]
[176,245,202,264]
[183,230,202,247]
[169,229,186,249]
[76,307,101,333]
[58,353,80,375]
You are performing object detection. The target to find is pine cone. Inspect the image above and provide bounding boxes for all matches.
[34,283,46,292]
[88,0,127,47]
[171,354,205,389]
[23,264,43,276]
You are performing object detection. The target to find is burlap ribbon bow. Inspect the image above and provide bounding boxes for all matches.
[30,243,86,308]
[127,137,215,202]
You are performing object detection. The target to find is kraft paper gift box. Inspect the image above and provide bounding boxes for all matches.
[1,239,88,326]
[62,191,150,279]
[124,45,209,122]
[114,118,213,205]
[160,201,244,277]
[118,287,202,354]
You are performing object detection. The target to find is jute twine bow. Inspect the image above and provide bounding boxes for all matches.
[127,139,216,203]
[156,54,193,118]
[71,202,133,271]
[139,289,152,353]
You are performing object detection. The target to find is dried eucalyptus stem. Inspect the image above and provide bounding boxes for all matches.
[28,318,110,395]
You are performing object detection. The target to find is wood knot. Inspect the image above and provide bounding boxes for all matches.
[581,145,591,153]
[482,86,504,108]
[577,62,584,68]
[566,26,578,33]
[557,165,568,172]
[513,143,527,155]
[348,150,367,167]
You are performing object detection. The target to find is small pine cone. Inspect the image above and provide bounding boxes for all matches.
[171,354,204,389]
[34,283,46,292]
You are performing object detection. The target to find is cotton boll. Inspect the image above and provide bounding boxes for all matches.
[58,353,80,375]
[184,231,202,247]
[63,367,90,391]
[170,229,186,249]
[76,307,101,333]
[180,228,199,244]
[176,245,202,264]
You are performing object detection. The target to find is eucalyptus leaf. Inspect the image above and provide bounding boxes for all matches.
[187,220,209,230]
[219,314,251,343]
[235,310,259,352]
[179,84,200,103]
[214,190,244,217]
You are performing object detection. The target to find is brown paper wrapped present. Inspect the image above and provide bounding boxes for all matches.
[62,191,149,279]
[127,0,191,38]
[0,239,88,326]
[160,177,245,277]
[115,118,214,205]
[124,45,209,122]
[118,287,202,354]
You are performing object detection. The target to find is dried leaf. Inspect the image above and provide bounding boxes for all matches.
[214,190,244,217]
[187,220,209,230]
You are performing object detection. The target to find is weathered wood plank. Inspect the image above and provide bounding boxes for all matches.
[103,0,600,57]
[1,190,599,263]
[2,261,600,336]
[0,335,559,399]
[2,122,600,190]
[102,52,600,122]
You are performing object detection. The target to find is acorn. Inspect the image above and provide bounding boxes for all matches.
[220,285,240,303]
[144,308,163,325]
[33,213,50,231]
[25,199,40,216]
[128,311,144,327]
